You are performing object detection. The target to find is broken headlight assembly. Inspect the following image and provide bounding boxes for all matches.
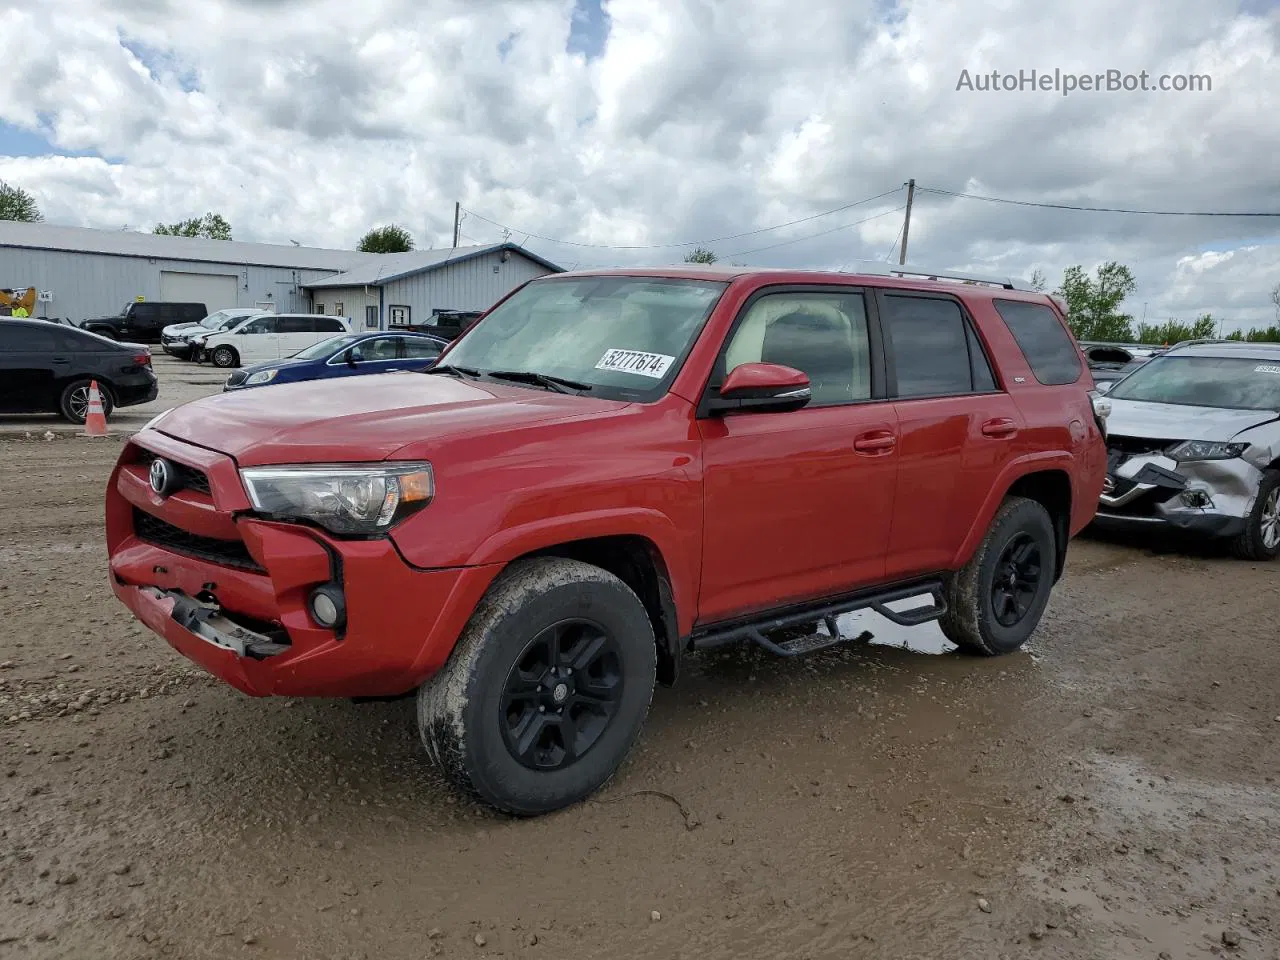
[1166,441,1247,462]
[240,463,434,536]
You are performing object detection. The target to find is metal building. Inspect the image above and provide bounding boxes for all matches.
[0,221,561,329]
[305,244,563,331]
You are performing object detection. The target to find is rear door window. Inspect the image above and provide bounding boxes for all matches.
[401,337,443,359]
[0,324,59,351]
[277,316,311,334]
[881,295,984,398]
[993,299,1082,385]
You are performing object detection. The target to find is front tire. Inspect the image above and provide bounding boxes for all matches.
[210,345,239,368]
[418,557,657,816]
[1232,470,1280,561]
[940,496,1056,656]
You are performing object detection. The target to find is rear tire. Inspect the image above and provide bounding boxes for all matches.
[940,496,1056,656]
[1231,470,1280,561]
[210,345,239,368]
[417,557,657,816]
[58,379,114,424]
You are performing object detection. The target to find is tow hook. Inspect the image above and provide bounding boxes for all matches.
[142,587,289,660]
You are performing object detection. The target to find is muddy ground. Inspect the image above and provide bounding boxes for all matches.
[2,435,1279,960]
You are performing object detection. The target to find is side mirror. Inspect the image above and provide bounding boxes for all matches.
[706,362,811,415]
[346,347,362,366]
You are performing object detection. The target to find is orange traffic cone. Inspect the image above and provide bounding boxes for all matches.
[83,380,108,436]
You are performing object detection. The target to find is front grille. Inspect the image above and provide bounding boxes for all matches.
[136,450,211,496]
[1107,435,1176,458]
[133,508,263,572]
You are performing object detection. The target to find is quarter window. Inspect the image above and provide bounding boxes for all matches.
[993,299,1082,385]
[722,292,872,406]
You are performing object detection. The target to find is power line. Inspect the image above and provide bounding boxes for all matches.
[919,186,1280,217]
[460,186,904,251]
[724,205,906,258]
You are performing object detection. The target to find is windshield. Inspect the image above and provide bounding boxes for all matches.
[440,276,727,401]
[200,310,244,329]
[293,334,360,360]
[1108,355,1280,411]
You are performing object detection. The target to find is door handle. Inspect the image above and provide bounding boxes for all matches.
[854,431,897,454]
[51,356,71,363]
[982,418,1018,438]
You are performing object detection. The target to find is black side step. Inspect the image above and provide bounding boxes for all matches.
[690,579,947,658]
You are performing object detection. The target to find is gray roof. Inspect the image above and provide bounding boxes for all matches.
[304,242,563,288]
[0,220,379,272]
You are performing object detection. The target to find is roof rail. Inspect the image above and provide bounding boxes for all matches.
[847,261,1039,292]
[1167,338,1239,349]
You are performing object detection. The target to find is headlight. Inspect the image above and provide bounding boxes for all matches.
[1091,395,1112,419]
[239,463,434,536]
[245,369,278,385]
[1166,440,1247,462]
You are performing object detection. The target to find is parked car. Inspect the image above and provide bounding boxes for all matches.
[1090,357,1148,392]
[0,318,157,423]
[1093,339,1280,559]
[161,308,263,360]
[35,315,80,328]
[390,310,484,342]
[81,302,207,344]
[105,264,1105,815]
[223,330,449,391]
[192,313,351,367]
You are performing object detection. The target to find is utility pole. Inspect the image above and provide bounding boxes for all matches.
[898,179,915,265]
[452,201,461,248]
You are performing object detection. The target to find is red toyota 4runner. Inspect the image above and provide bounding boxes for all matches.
[106,266,1107,814]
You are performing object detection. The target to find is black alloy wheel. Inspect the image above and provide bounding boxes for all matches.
[990,533,1043,627]
[499,619,623,771]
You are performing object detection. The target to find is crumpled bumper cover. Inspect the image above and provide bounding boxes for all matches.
[1096,451,1261,537]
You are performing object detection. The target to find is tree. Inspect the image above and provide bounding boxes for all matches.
[1028,267,1047,292]
[684,247,718,264]
[0,180,43,222]
[358,224,415,254]
[154,212,232,240]
[1055,262,1137,342]
[1135,313,1216,346]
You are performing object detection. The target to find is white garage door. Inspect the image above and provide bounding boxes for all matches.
[159,271,239,311]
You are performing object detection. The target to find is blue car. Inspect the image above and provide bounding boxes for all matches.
[222,330,449,391]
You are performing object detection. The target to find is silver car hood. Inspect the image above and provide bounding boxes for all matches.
[1106,399,1279,441]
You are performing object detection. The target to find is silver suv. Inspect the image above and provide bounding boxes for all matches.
[1094,340,1280,560]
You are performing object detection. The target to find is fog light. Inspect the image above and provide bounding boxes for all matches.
[1180,489,1214,509]
[309,584,346,630]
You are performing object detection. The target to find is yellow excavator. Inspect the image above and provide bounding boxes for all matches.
[0,287,37,317]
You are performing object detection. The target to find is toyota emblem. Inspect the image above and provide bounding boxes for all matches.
[149,458,174,496]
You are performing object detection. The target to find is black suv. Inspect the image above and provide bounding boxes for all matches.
[81,302,207,344]
[0,320,159,423]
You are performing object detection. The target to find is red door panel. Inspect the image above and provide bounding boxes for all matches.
[697,403,899,624]
[884,394,1023,579]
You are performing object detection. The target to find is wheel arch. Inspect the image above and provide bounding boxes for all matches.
[953,457,1075,581]
[517,534,682,687]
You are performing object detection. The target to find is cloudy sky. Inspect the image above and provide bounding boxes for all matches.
[2,0,1279,329]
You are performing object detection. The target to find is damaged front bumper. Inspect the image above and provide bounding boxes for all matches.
[1095,450,1262,538]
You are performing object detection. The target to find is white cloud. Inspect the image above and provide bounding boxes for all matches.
[1,0,1278,329]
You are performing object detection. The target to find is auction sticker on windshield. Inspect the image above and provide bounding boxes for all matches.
[595,349,675,379]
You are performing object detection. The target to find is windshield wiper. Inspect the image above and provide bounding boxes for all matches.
[483,370,594,394]
[427,364,483,379]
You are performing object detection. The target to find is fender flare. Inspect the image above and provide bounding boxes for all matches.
[465,507,696,636]
[951,452,1077,570]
